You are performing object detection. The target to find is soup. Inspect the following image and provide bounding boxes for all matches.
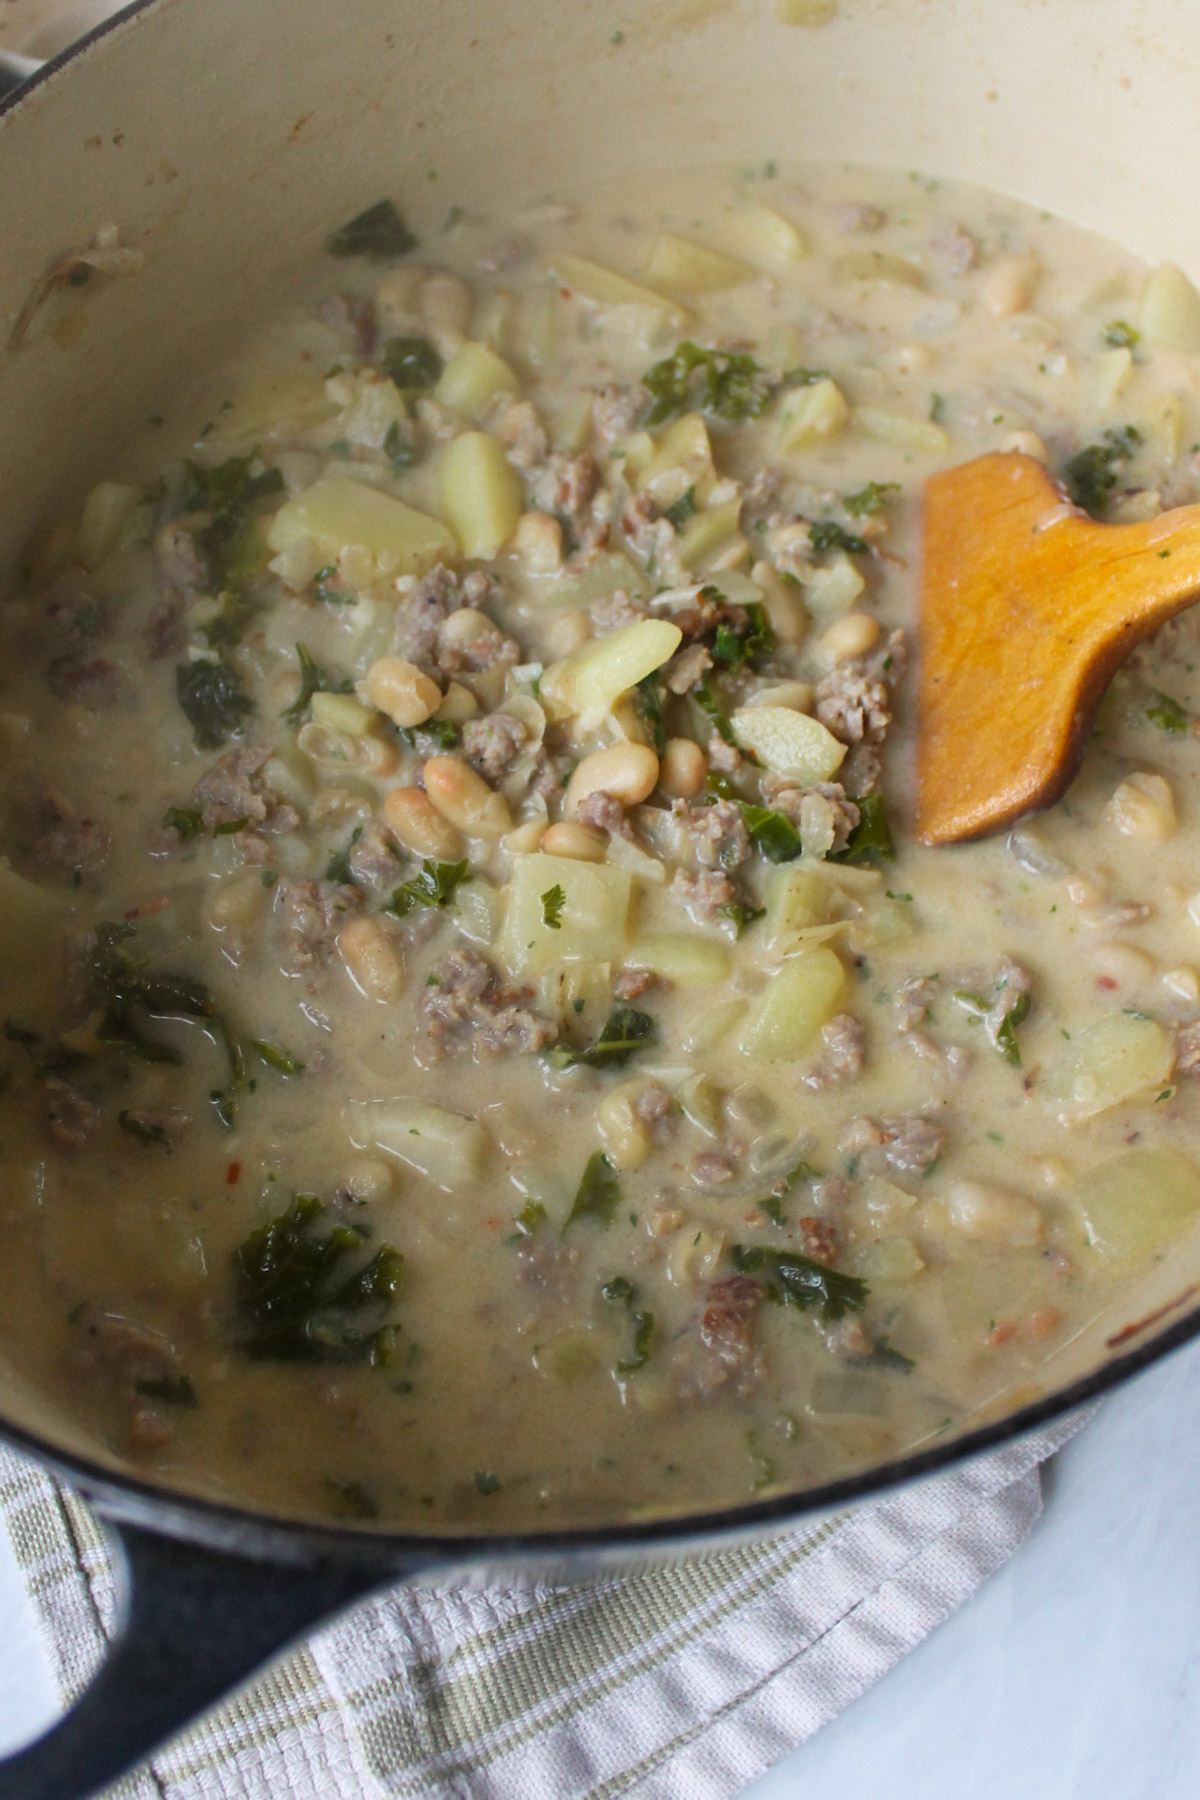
[2,162,1200,1528]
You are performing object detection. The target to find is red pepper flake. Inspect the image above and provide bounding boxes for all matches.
[985,1320,1017,1348]
[123,895,169,919]
[226,1160,241,1186]
[1095,975,1118,992]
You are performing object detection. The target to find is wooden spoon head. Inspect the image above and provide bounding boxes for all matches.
[915,453,1200,845]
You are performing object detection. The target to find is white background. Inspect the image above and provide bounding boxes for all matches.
[3,1336,1200,1795]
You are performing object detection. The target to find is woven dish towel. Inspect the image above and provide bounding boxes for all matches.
[0,1413,1088,1800]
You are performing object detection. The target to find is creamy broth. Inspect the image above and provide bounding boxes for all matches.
[3,163,1200,1529]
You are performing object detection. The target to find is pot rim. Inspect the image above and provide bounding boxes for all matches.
[3,0,1200,1568]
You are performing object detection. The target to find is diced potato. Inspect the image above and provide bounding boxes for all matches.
[329,368,409,452]
[498,852,632,977]
[681,998,748,1056]
[1147,390,1187,465]
[834,251,926,289]
[730,705,846,783]
[730,199,807,265]
[849,1235,924,1284]
[676,497,745,572]
[845,894,916,952]
[534,1328,604,1384]
[78,481,143,569]
[310,691,376,736]
[797,550,866,619]
[764,863,831,953]
[777,377,849,453]
[471,288,515,352]
[1139,262,1200,354]
[453,878,502,946]
[627,413,717,499]
[1042,1014,1175,1119]
[644,232,754,294]
[626,932,733,986]
[539,552,649,612]
[1090,346,1133,408]
[540,618,682,720]
[436,431,523,560]
[545,960,612,1031]
[267,477,456,581]
[433,341,519,422]
[0,862,71,1015]
[211,373,335,447]
[552,253,690,327]
[513,285,563,372]
[1074,1146,1200,1266]
[853,406,949,455]
[941,1252,1049,1343]
[741,945,846,1059]
[346,1097,488,1188]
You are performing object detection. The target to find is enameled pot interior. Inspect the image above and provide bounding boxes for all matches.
[3,0,1200,1546]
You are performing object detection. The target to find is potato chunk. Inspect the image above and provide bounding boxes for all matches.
[540,618,682,720]
[434,342,519,422]
[730,705,846,784]
[266,476,456,580]
[644,233,754,294]
[437,431,523,559]
[1074,1146,1200,1266]
[346,1097,488,1188]
[1042,1014,1175,1119]
[498,852,632,977]
[741,945,846,1059]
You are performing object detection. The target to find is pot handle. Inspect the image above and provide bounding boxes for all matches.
[0,1518,393,1800]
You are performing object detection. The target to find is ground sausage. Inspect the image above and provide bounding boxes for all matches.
[421,947,558,1058]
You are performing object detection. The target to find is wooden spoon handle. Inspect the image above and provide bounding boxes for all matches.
[917,453,1200,845]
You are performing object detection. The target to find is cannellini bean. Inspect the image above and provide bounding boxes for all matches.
[565,742,660,814]
[361,657,442,729]
[503,818,547,854]
[1001,429,1048,462]
[435,681,478,724]
[1163,965,1200,1001]
[206,872,267,931]
[338,914,405,1002]
[344,1157,395,1203]
[813,611,880,667]
[981,251,1041,317]
[423,755,512,837]
[1106,771,1176,840]
[596,1083,653,1170]
[742,679,815,713]
[541,820,609,862]
[438,607,496,652]
[659,736,708,798]
[543,608,592,659]
[382,786,467,860]
[945,1179,1044,1247]
[512,510,563,574]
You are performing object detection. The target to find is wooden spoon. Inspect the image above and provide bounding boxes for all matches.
[916,451,1200,845]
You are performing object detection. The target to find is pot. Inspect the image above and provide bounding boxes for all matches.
[4,2,1200,1793]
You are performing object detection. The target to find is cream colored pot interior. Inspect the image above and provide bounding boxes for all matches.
[2,0,1200,1493]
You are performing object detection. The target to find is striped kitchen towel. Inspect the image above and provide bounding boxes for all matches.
[0,1412,1087,1800]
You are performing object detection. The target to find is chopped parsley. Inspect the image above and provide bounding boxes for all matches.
[247,1040,305,1077]
[1145,690,1190,734]
[953,981,1032,1067]
[383,419,417,470]
[663,486,699,529]
[325,825,363,886]
[550,1006,658,1071]
[328,198,418,260]
[1103,319,1141,349]
[540,884,566,930]
[118,1110,173,1150]
[844,481,900,517]
[472,1471,502,1496]
[718,900,767,936]
[513,1198,548,1238]
[386,858,469,917]
[807,519,869,556]
[693,674,739,746]
[602,1278,654,1373]
[634,672,668,754]
[1063,425,1142,517]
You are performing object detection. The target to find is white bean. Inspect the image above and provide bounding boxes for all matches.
[659,737,708,798]
[338,915,405,1003]
[423,755,512,838]
[541,820,608,862]
[382,787,467,860]
[813,612,880,667]
[565,743,660,814]
[361,657,442,729]
[945,1179,1043,1247]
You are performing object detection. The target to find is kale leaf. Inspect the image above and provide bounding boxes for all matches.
[642,341,770,426]
[282,642,354,726]
[387,858,469,917]
[564,1152,620,1230]
[233,1193,404,1360]
[381,335,444,389]
[602,1277,654,1373]
[328,199,418,260]
[175,659,252,750]
[729,1244,868,1321]
[1063,425,1142,517]
[738,802,802,864]
[634,672,668,754]
[162,806,205,841]
[830,792,894,867]
[718,900,766,936]
[711,599,775,671]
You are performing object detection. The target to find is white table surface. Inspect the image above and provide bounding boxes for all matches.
[4,1340,1200,1797]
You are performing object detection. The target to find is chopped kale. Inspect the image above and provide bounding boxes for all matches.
[118,1110,173,1150]
[472,1471,501,1496]
[642,341,770,426]
[738,802,802,864]
[853,1337,916,1374]
[601,1276,637,1303]
[844,481,900,517]
[718,900,767,936]
[1146,690,1190,734]
[953,983,1032,1068]
[248,1040,305,1077]
[399,717,462,751]
[711,599,775,671]
[693,674,739,746]
[233,1193,404,1360]
[551,1006,658,1071]
[387,858,469,917]
[541,884,566,930]
[782,366,830,388]
[282,642,354,727]
[180,452,284,599]
[134,1373,198,1407]
[1103,319,1141,349]
[381,334,444,389]
[602,1277,655,1374]
[633,672,668,754]
[87,921,243,1086]
[162,806,205,841]
[729,1244,868,1321]
[328,199,417,260]
[830,793,894,867]
[212,815,251,837]
[564,1152,620,1230]
[1063,425,1142,517]
[326,1478,379,1519]
[513,1198,548,1237]
[808,519,869,555]
[663,486,698,529]
[175,659,252,750]
[200,586,262,651]
[325,825,363,885]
